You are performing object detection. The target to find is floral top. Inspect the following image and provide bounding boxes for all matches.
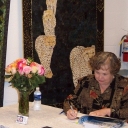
[63,74,128,119]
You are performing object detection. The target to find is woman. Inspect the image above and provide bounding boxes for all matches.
[63,52,128,120]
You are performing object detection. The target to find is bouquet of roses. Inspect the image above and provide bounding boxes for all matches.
[5,57,45,93]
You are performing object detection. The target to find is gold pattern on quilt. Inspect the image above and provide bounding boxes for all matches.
[70,45,95,87]
[96,0,104,12]
[35,0,57,78]
[97,30,104,42]
[46,0,57,15]
[43,10,56,36]
[35,35,56,78]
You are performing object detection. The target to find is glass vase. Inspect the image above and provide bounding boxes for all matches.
[18,90,29,117]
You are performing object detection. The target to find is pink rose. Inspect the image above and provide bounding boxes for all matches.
[18,69,24,75]
[23,66,32,75]
[37,65,45,75]
[17,59,27,69]
[17,59,27,75]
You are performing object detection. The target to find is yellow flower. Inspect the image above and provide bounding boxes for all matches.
[31,66,38,73]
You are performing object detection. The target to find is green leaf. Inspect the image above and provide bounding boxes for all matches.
[5,75,13,78]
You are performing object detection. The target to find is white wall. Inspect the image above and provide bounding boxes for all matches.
[3,0,128,106]
[4,0,23,106]
[104,0,128,69]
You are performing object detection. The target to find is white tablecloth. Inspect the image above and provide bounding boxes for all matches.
[0,103,128,128]
[0,103,84,128]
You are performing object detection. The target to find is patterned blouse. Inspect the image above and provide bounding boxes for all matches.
[63,74,128,119]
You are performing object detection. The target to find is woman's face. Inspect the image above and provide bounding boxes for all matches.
[94,65,114,86]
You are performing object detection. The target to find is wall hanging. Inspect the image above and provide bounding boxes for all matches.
[22,0,104,107]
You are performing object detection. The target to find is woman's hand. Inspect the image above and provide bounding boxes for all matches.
[66,109,78,120]
[89,108,111,117]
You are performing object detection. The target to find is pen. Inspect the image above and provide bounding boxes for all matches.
[70,105,74,110]
[59,105,74,114]
[69,101,74,110]
[59,110,64,114]
[70,105,79,119]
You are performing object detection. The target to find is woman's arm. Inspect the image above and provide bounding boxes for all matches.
[89,84,128,119]
[110,83,128,119]
[63,88,81,114]
[110,95,128,119]
[63,92,79,119]
[63,77,85,119]
[89,108,111,117]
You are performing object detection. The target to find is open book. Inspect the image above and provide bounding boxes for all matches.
[78,115,124,128]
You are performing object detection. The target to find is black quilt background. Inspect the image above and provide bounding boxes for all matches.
[23,0,104,107]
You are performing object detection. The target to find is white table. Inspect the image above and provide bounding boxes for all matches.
[0,103,84,128]
[0,103,128,128]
